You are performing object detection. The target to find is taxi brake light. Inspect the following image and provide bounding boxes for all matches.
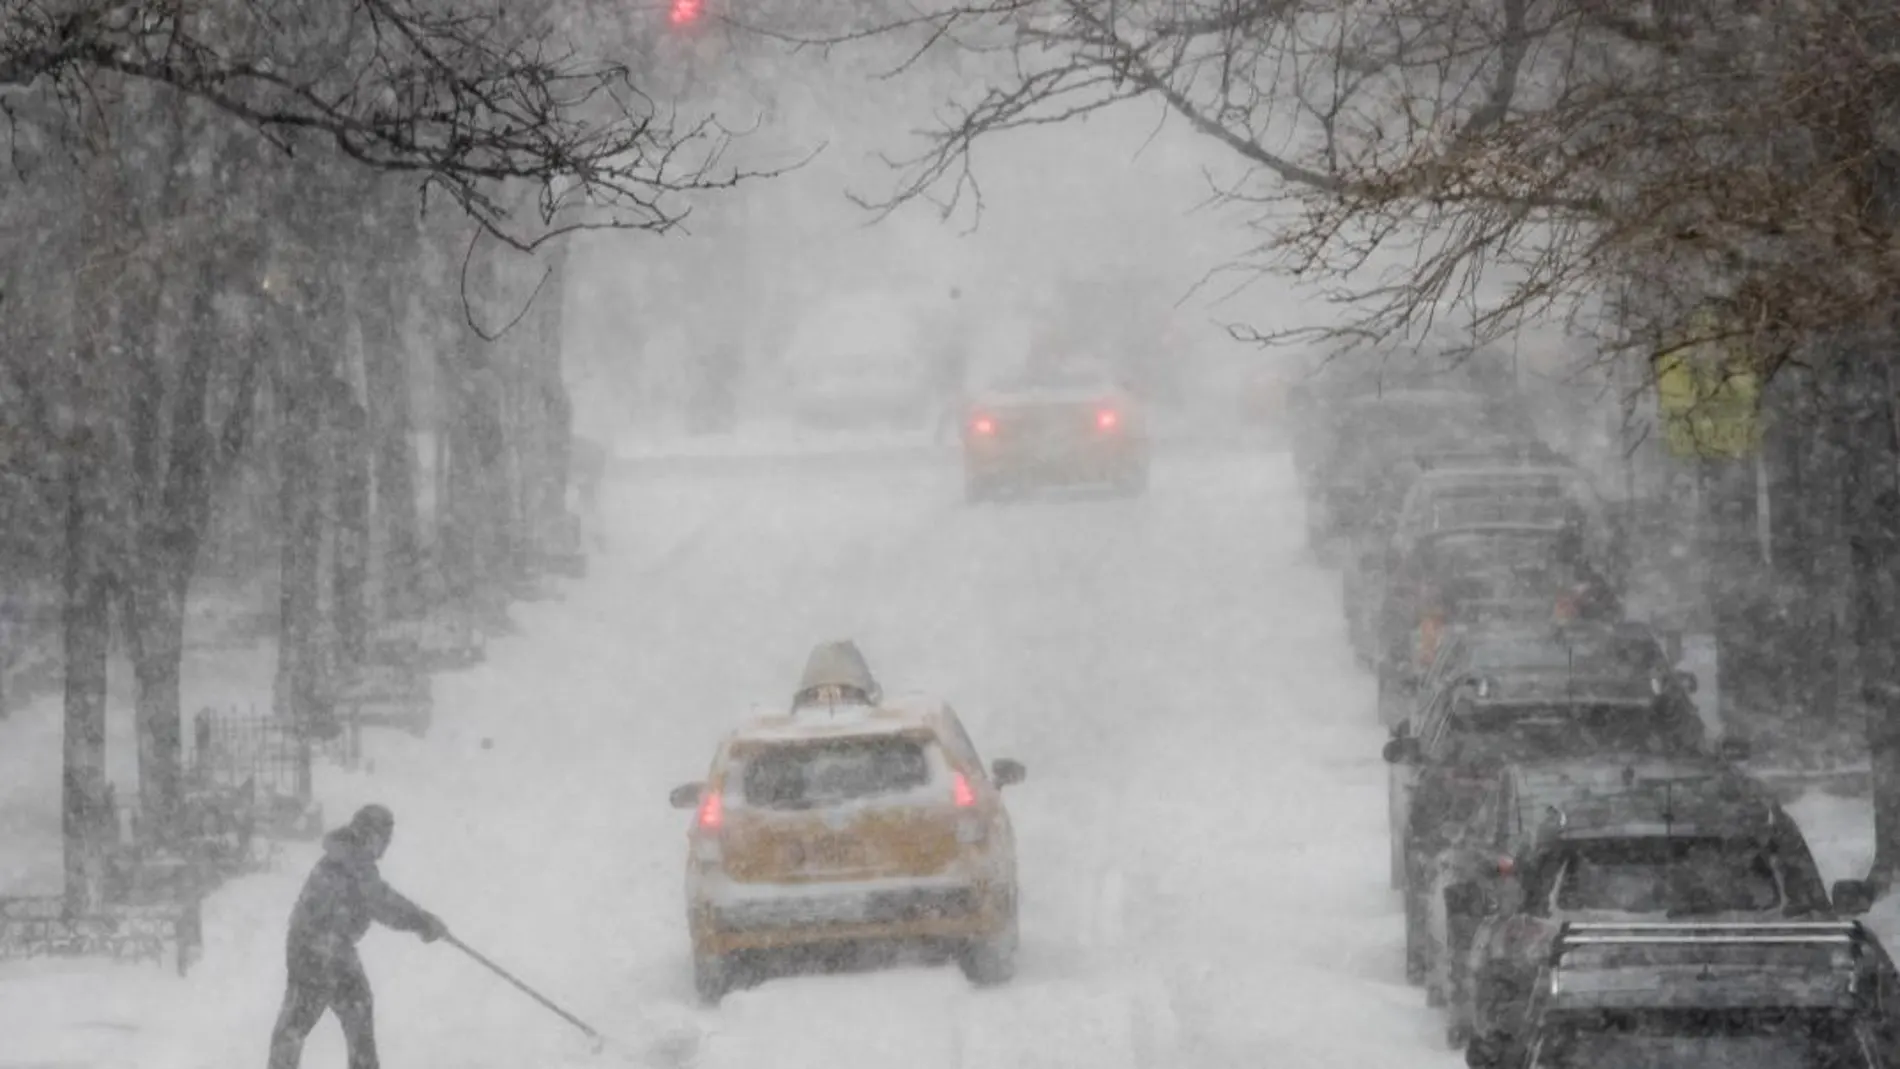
[971,415,996,436]
[952,771,977,807]
[697,790,723,830]
[1497,855,1516,877]
[1096,408,1119,431]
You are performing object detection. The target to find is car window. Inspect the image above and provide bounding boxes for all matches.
[1468,635,1667,676]
[739,737,935,810]
[939,710,986,777]
[1412,773,1493,839]
[1444,703,1698,764]
[1551,837,1783,914]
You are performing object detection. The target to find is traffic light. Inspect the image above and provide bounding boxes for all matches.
[670,0,703,25]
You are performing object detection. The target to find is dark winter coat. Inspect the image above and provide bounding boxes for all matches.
[286,824,433,966]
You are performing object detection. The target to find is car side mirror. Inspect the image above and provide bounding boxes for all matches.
[1672,669,1699,694]
[1716,736,1751,762]
[1465,1033,1507,1069]
[1383,736,1421,765]
[991,758,1027,787]
[668,783,703,810]
[1833,878,1878,915]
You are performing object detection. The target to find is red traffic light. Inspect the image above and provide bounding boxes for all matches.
[670,0,703,24]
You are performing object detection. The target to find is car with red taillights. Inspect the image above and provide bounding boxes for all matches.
[667,642,1027,1003]
[960,365,1149,501]
[1370,524,1622,722]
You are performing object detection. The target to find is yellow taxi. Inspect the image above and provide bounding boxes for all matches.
[668,642,1027,1003]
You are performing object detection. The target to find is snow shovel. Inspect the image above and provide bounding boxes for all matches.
[447,935,607,1054]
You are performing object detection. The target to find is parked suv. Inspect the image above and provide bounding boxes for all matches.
[1431,756,1857,1049]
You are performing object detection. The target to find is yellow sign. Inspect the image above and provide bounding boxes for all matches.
[1654,307,1762,459]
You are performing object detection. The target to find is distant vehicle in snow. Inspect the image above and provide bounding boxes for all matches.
[667,642,1027,1003]
[1302,388,1532,553]
[1393,621,1696,737]
[960,363,1150,501]
[1366,522,1624,722]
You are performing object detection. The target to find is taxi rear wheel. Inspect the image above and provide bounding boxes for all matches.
[958,894,1019,986]
[693,953,732,1005]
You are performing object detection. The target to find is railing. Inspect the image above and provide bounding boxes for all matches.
[0,894,201,977]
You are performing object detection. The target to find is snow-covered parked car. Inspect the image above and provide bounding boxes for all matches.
[1431,756,1853,1051]
[668,641,1027,1003]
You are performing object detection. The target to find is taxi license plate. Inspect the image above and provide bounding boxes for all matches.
[809,835,863,868]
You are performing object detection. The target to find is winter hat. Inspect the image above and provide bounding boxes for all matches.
[349,804,395,838]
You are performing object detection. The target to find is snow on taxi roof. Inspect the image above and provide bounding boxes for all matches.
[731,690,946,744]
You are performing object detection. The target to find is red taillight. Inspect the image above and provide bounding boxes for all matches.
[1497,855,1516,877]
[1553,594,1578,621]
[1096,408,1119,430]
[970,415,996,436]
[670,0,703,24]
[697,790,723,830]
[952,772,977,808]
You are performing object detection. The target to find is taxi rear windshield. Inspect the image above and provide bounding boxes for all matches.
[740,738,933,810]
[1555,837,1782,914]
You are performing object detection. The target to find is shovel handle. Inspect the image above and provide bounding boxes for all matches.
[446,935,602,1042]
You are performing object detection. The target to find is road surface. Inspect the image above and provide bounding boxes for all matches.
[64,446,1459,1069]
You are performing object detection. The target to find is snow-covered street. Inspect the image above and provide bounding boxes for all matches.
[6,442,1881,1069]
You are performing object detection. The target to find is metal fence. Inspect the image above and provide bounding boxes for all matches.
[188,707,350,839]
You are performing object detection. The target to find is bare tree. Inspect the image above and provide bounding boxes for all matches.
[1,0,767,245]
[0,0,782,864]
[841,0,1900,881]
[848,0,1900,363]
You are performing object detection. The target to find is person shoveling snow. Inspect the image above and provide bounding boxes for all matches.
[266,803,706,1069]
[267,804,448,1069]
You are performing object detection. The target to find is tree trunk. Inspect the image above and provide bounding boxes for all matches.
[1851,342,1900,886]
[124,561,188,844]
[61,452,112,913]
[275,308,334,747]
[442,247,510,621]
[332,390,370,668]
[361,289,422,620]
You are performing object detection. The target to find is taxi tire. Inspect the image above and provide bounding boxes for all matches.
[693,953,732,1006]
[965,472,997,504]
[958,899,1019,986]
